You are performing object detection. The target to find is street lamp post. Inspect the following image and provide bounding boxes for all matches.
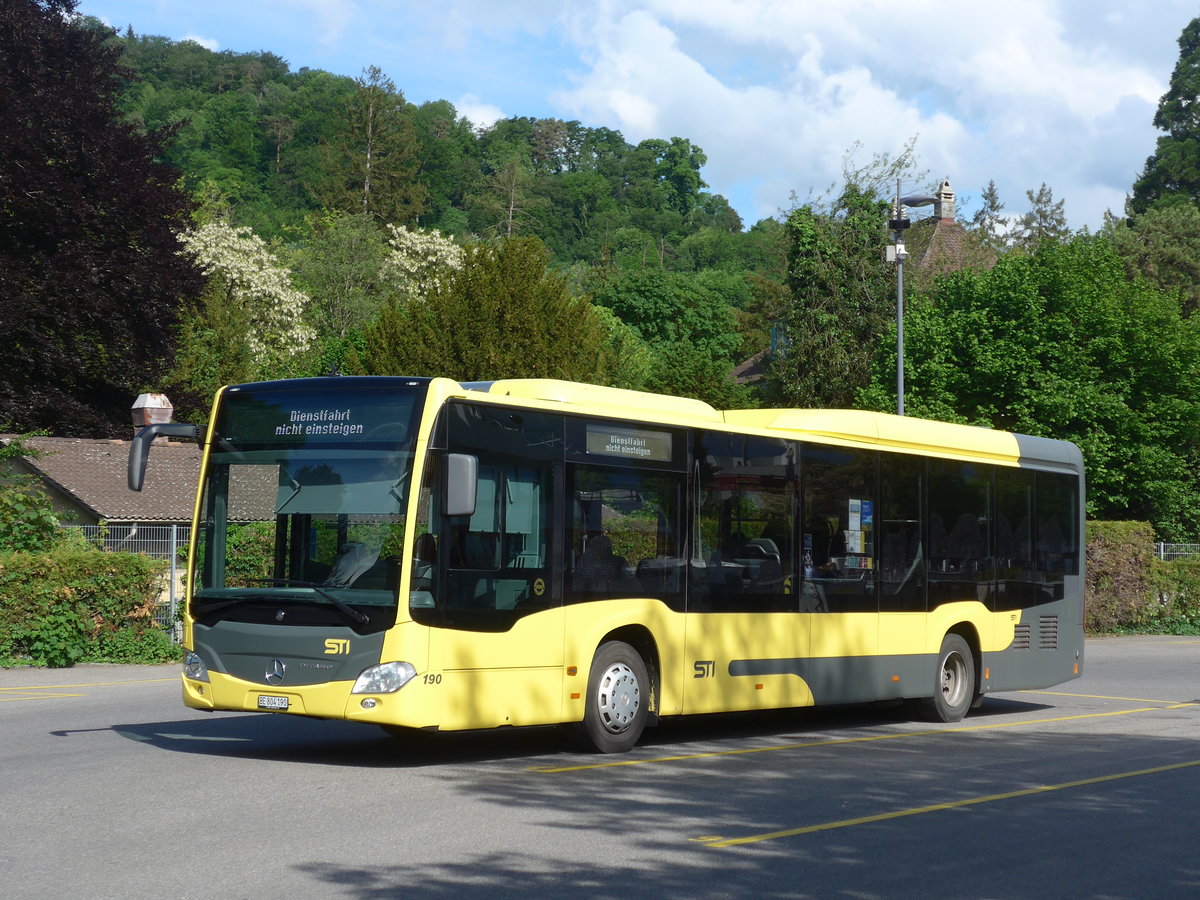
[888,180,937,416]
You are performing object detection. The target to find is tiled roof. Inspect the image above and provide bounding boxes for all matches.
[733,349,770,385]
[905,217,998,284]
[5,435,200,523]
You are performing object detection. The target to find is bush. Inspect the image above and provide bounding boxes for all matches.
[1146,558,1200,635]
[0,548,168,667]
[87,626,180,664]
[1084,521,1200,633]
[1085,521,1157,632]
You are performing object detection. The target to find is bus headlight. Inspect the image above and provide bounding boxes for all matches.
[352,661,417,694]
[183,651,209,682]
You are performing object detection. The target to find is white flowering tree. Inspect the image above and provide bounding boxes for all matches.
[169,223,316,413]
[383,224,464,300]
[181,222,316,372]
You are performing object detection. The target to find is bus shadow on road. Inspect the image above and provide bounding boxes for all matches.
[105,693,1053,768]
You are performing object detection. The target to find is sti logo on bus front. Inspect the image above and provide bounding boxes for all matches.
[324,639,350,655]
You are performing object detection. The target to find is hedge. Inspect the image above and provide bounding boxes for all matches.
[1085,521,1200,633]
[0,548,169,667]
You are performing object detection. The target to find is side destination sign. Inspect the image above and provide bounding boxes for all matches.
[586,424,673,462]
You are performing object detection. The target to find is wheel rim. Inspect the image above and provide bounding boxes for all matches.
[595,662,641,734]
[940,650,969,708]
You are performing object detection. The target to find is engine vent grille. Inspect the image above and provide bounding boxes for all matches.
[1039,615,1059,650]
[1012,623,1031,650]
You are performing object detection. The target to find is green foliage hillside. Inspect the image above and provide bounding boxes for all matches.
[94,22,785,414]
[107,26,776,269]
[19,4,1200,544]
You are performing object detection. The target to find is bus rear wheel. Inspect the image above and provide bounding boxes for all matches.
[916,634,975,723]
[580,641,648,753]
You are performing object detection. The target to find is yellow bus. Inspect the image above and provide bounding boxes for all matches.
[130,376,1084,753]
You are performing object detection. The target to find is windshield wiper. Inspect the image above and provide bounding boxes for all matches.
[217,578,371,626]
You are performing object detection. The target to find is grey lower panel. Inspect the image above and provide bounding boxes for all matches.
[984,607,1083,693]
[728,599,1084,706]
[728,654,934,705]
[195,621,385,687]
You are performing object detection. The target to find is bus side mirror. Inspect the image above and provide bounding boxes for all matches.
[128,423,201,491]
[445,453,477,517]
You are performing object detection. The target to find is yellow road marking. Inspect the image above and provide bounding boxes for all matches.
[0,677,176,703]
[530,702,1198,773]
[0,690,87,703]
[700,757,1200,848]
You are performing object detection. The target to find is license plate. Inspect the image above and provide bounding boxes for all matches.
[257,695,289,710]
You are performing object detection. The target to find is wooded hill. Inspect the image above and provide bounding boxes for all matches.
[113,28,787,278]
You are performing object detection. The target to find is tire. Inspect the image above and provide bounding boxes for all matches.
[916,634,976,723]
[579,641,649,753]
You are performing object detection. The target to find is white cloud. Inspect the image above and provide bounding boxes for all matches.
[544,0,1194,228]
[181,33,218,51]
[455,94,505,131]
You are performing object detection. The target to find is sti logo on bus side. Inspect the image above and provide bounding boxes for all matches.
[324,639,351,655]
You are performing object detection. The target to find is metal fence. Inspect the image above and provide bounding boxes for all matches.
[1157,543,1200,561]
[63,523,190,636]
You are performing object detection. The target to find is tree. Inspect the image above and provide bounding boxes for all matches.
[171,222,314,411]
[590,269,741,362]
[381,225,464,299]
[0,435,64,553]
[1011,183,1070,250]
[590,305,655,391]
[969,179,1009,252]
[0,1,203,435]
[589,269,747,407]
[411,99,481,229]
[313,65,427,224]
[644,339,753,409]
[860,236,1200,539]
[467,146,546,238]
[1131,17,1200,214]
[355,237,607,383]
[775,184,893,407]
[650,137,709,216]
[289,212,391,340]
[1104,204,1200,314]
[768,139,927,408]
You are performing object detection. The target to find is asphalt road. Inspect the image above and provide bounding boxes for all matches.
[2,636,1198,899]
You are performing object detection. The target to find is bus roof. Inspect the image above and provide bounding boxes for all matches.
[458,380,1081,472]
[722,408,1081,471]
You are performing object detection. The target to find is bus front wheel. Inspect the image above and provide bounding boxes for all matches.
[916,634,975,723]
[580,641,648,753]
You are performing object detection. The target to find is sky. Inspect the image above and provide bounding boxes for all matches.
[77,0,1199,231]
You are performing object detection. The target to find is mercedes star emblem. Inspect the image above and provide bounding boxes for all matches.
[265,658,286,685]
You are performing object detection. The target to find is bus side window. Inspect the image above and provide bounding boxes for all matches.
[878,454,924,613]
[690,431,794,613]
[802,444,876,613]
[1035,471,1079,603]
[927,459,990,610]
[567,464,684,605]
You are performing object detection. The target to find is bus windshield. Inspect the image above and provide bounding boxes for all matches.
[192,379,427,629]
